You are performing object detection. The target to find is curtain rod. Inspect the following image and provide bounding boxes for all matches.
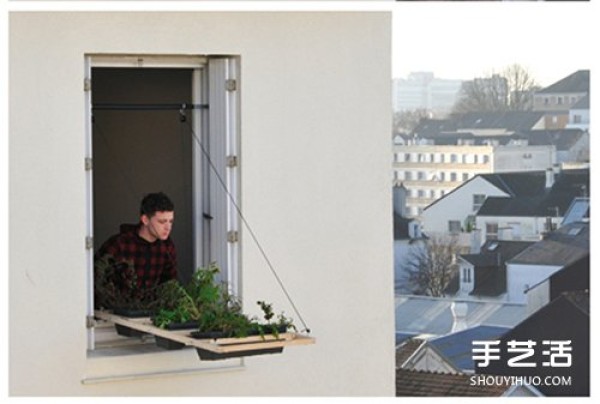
[92,103,208,111]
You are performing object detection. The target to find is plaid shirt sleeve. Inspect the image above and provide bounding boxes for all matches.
[96,231,178,288]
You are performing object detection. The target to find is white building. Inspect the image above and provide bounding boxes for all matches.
[393,142,555,218]
[392,72,463,114]
[505,222,589,306]
[9,12,394,396]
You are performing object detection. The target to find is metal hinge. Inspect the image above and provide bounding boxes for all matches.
[85,236,94,250]
[227,231,239,243]
[227,155,238,168]
[86,315,97,329]
[84,77,92,92]
[225,79,237,92]
[85,157,93,171]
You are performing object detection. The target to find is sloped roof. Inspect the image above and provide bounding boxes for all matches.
[429,325,510,372]
[537,70,590,94]
[477,169,589,217]
[395,295,527,335]
[396,338,425,368]
[413,119,457,137]
[456,111,544,131]
[572,94,590,109]
[523,128,585,151]
[479,171,548,197]
[562,290,589,316]
[396,369,509,397]
[462,240,534,266]
[509,222,589,266]
[458,241,534,297]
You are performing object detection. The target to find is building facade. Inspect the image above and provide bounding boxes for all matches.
[9,12,394,396]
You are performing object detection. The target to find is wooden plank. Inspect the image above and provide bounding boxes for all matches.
[94,310,315,354]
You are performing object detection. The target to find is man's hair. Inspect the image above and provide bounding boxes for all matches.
[140,192,174,217]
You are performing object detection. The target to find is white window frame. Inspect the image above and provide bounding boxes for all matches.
[85,54,240,353]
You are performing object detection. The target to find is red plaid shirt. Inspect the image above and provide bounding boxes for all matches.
[96,223,177,289]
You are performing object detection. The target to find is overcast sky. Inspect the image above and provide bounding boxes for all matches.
[392,3,595,87]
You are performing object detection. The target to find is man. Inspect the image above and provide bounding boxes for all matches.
[95,192,177,290]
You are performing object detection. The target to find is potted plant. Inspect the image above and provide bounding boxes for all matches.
[151,264,296,357]
[94,255,159,337]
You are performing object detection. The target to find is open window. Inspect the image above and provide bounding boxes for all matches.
[84,55,240,352]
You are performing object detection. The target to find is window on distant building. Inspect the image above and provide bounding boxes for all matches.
[573,115,582,124]
[462,173,469,181]
[450,154,458,163]
[482,155,490,164]
[440,172,445,181]
[440,154,445,163]
[486,222,499,240]
[450,172,457,181]
[462,267,472,283]
[418,171,426,181]
[544,97,549,105]
[474,155,479,164]
[448,220,461,234]
[557,96,563,105]
[405,153,411,162]
[418,189,425,198]
[405,171,412,181]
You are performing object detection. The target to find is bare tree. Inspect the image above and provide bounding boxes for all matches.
[403,235,464,297]
[393,109,431,135]
[452,64,540,114]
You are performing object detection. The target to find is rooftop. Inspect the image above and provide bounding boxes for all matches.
[429,325,510,372]
[509,222,589,266]
[536,70,590,95]
[396,369,509,397]
[395,294,527,335]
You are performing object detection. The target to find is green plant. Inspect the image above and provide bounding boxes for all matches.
[152,263,295,339]
[94,254,159,311]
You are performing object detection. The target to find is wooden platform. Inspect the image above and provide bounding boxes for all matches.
[93,310,315,355]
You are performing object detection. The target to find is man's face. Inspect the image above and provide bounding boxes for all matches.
[143,211,174,241]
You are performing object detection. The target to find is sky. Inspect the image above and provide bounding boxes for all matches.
[392,2,596,87]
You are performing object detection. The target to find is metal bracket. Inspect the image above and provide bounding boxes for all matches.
[84,77,92,92]
[227,231,239,243]
[225,79,237,92]
[86,315,97,329]
[85,157,93,171]
[227,155,238,168]
[85,236,94,250]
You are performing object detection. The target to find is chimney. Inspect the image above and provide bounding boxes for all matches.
[393,183,408,217]
[471,228,482,254]
[545,168,554,189]
[451,302,468,333]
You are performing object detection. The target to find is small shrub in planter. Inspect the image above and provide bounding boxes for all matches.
[94,255,160,337]
[151,264,296,354]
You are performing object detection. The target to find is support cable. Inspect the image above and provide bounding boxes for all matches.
[180,107,311,334]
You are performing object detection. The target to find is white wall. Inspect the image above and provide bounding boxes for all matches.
[506,263,562,304]
[476,215,557,242]
[421,177,509,235]
[493,145,556,172]
[9,12,393,396]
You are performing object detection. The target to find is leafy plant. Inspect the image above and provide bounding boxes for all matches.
[152,263,295,339]
[94,254,159,311]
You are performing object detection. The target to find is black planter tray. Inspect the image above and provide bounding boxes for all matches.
[94,310,315,360]
[112,308,154,338]
[195,346,283,361]
[154,321,199,350]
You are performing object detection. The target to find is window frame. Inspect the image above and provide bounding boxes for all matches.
[85,54,241,353]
